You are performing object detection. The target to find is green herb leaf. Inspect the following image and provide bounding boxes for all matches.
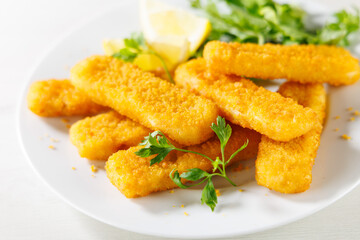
[189,0,201,8]
[189,0,360,56]
[139,131,163,147]
[211,116,232,149]
[124,38,141,50]
[122,33,147,51]
[201,178,217,211]
[137,116,248,211]
[170,169,189,189]
[130,32,147,47]
[316,9,360,46]
[226,139,249,165]
[180,168,209,181]
[134,131,176,165]
[111,32,174,83]
[212,156,222,172]
[149,147,174,165]
[112,48,138,62]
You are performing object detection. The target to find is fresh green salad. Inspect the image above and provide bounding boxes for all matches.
[190,0,360,56]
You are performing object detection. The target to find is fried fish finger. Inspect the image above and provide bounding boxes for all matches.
[204,41,360,86]
[106,125,261,198]
[255,82,326,193]
[70,56,218,146]
[69,111,151,160]
[27,79,107,117]
[174,59,318,142]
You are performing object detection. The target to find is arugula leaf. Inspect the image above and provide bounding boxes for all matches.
[211,116,232,149]
[316,9,360,46]
[189,0,360,55]
[190,0,201,8]
[201,178,217,212]
[180,168,209,181]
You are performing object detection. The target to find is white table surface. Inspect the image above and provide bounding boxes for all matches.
[2,0,360,239]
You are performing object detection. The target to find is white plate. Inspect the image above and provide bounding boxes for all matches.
[17,0,360,238]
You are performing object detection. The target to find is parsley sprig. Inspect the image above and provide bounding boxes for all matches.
[135,116,249,211]
[112,33,174,84]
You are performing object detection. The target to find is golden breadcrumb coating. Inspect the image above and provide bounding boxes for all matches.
[175,59,318,142]
[204,41,360,86]
[106,125,261,198]
[70,56,218,146]
[256,82,326,193]
[27,79,107,117]
[69,111,151,160]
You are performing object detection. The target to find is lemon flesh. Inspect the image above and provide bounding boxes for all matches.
[140,0,211,67]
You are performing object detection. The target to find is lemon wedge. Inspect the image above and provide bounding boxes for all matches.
[149,35,190,71]
[102,39,163,71]
[140,0,211,67]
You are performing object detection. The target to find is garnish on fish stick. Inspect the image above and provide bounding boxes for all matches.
[135,116,248,211]
[112,32,174,83]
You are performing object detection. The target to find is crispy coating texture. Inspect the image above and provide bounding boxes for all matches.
[204,41,360,86]
[69,111,151,160]
[175,59,318,142]
[256,82,326,193]
[70,56,218,146]
[106,125,261,198]
[27,79,107,117]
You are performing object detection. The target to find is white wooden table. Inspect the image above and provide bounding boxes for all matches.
[2,0,360,239]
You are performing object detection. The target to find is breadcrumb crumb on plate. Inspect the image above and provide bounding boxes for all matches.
[90,165,98,173]
[215,189,221,196]
[342,134,352,140]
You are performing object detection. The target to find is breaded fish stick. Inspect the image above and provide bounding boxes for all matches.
[69,111,151,160]
[70,56,218,146]
[204,41,360,86]
[255,82,326,193]
[175,59,318,142]
[27,79,107,117]
[106,125,261,198]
